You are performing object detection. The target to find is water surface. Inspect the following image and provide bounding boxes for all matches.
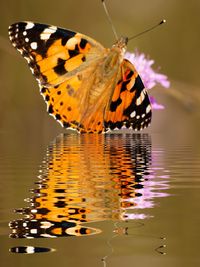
[0,132,200,266]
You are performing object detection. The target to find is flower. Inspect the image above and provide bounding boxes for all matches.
[125,51,170,109]
[149,96,165,110]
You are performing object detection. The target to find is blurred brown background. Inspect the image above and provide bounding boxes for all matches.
[0,0,200,140]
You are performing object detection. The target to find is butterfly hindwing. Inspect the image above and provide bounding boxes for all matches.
[40,80,82,130]
[105,59,152,131]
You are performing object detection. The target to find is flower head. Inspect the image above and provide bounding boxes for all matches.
[125,51,170,109]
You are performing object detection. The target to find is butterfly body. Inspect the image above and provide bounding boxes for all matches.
[8,22,152,133]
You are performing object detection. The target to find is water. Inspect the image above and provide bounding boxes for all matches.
[0,132,200,266]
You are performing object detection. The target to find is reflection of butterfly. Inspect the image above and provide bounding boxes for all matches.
[8,22,152,133]
[9,133,152,238]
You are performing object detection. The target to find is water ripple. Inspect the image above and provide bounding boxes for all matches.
[9,133,169,239]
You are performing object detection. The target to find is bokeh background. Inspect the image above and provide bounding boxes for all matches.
[0,0,200,142]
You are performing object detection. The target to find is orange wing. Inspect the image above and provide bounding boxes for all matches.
[8,22,106,132]
[104,59,152,131]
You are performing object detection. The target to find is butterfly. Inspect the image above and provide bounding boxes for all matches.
[8,21,152,133]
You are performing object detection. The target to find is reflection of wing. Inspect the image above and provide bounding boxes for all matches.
[105,59,152,131]
[9,134,154,239]
[9,218,99,239]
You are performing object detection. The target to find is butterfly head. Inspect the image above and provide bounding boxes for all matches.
[112,36,128,53]
[115,36,128,47]
[113,36,128,50]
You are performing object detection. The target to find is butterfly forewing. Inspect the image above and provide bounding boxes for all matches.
[8,22,104,86]
[8,22,107,131]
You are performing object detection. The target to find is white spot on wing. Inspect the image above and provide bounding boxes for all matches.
[49,25,57,31]
[66,37,78,49]
[130,111,136,118]
[8,32,13,40]
[24,57,31,63]
[58,120,64,127]
[40,26,57,40]
[25,22,34,30]
[30,68,34,74]
[146,104,151,114]
[136,91,145,106]
[30,42,37,50]
[18,49,23,54]
[23,31,27,36]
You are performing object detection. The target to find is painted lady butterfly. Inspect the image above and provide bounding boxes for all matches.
[8,21,152,133]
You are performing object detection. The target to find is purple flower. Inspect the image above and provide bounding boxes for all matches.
[125,51,170,109]
[149,96,165,110]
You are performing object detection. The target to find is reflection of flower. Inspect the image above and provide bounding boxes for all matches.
[125,51,170,109]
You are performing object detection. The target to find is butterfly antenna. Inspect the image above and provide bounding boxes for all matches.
[128,20,166,41]
[101,0,118,40]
